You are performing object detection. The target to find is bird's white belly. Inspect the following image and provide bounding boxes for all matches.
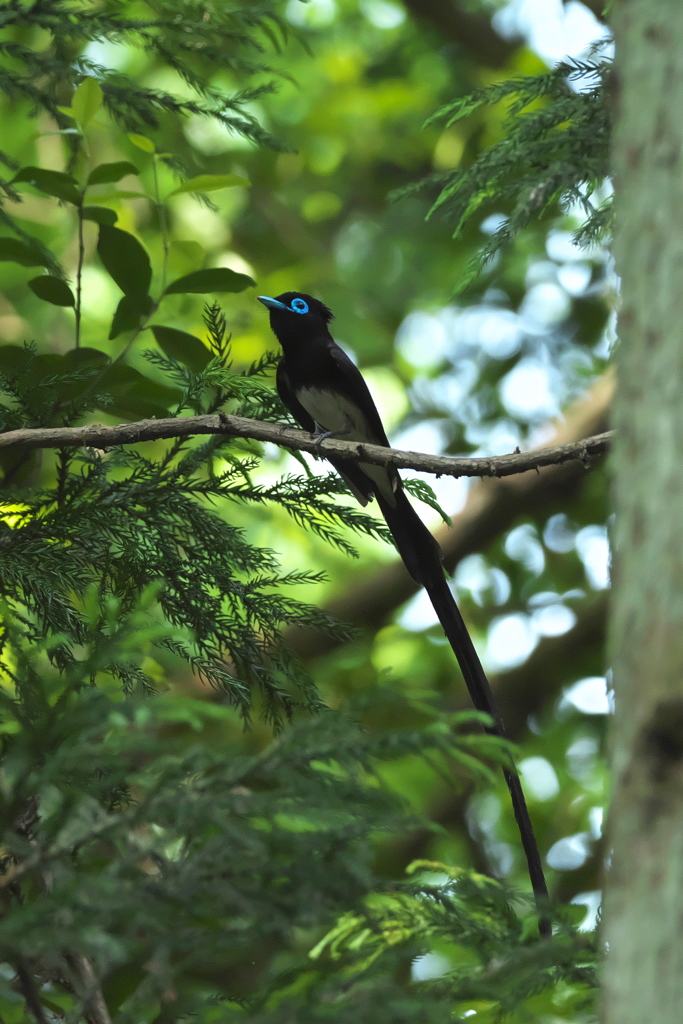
[296,387,374,441]
[296,386,397,505]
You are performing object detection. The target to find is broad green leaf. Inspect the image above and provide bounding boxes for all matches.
[11,167,81,205]
[101,964,146,1017]
[72,77,103,127]
[97,225,152,297]
[57,105,75,118]
[62,347,111,370]
[128,133,155,154]
[82,206,118,226]
[109,293,154,339]
[0,237,48,267]
[87,162,139,186]
[97,363,181,419]
[151,325,210,373]
[28,276,75,307]
[0,346,158,417]
[0,347,109,405]
[168,174,250,197]
[0,344,37,375]
[168,240,205,273]
[164,268,254,296]
[88,190,147,201]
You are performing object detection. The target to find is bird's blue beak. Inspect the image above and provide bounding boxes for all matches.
[257,295,288,311]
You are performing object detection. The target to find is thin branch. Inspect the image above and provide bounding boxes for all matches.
[286,370,614,658]
[14,961,48,1024]
[65,954,112,1024]
[0,411,614,480]
[75,204,84,350]
[402,0,519,67]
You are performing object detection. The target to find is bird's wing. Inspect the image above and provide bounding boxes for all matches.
[277,358,373,507]
[325,341,400,506]
[276,358,316,432]
[326,341,391,447]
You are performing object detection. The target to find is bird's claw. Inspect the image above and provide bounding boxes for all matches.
[313,429,335,454]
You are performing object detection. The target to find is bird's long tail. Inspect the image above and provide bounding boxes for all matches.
[376,486,550,937]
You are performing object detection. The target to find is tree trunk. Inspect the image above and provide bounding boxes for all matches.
[605,2,683,1021]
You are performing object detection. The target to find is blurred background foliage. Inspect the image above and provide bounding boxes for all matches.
[0,0,613,1021]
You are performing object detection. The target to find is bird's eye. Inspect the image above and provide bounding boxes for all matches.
[291,298,309,314]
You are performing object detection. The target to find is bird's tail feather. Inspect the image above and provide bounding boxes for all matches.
[375,487,444,589]
[377,486,550,936]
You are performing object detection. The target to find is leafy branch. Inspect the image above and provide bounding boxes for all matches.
[0,412,614,480]
[396,55,612,288]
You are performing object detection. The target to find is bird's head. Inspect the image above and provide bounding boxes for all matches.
[258,292,334,346]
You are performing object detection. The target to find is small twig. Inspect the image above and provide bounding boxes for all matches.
[0,414,614,481]
[75,204,85,350]
[15,960,48,1024]
[151,155,170,294]
[76,302,158,411]
[65,954,112,1024]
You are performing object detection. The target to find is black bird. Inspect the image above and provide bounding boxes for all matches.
[259,291,550,935]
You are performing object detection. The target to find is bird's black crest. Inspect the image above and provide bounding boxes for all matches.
[276,292,335,323]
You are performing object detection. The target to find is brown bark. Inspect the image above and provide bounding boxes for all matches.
[0,412,611,478]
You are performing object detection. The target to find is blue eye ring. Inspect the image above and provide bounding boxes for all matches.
[291,298,309,314]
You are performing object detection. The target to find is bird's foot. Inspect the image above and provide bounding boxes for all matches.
[313,429,336,453]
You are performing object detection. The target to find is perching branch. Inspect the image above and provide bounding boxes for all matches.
[0,411,613,481]
[287,370,614,658]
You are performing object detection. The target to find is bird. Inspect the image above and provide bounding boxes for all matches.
[258,291,550,936]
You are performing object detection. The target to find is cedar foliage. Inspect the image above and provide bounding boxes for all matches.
[0,4,599,1023]
[398,55,612,289]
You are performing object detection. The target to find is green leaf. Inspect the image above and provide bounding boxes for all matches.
[28,276,75,307]
[60,348,112,403]
[88,190,147,201]
[98,363,181,419]
[87,162,139,186]
[164,268,254,296]
[82,206,118,226]
[168,240,204,273]
[0,237,48,267]
[72,77,103,127]
[0,347,109,405]
[102,965,146,1017]
[128,133,155,154]
[403,478,452,528]
[109,293,154,340]
[97,225,152,297]
[11,167,81,205]
[0,344,36,376]
[151,326,210,373]
[167,174,250,197]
